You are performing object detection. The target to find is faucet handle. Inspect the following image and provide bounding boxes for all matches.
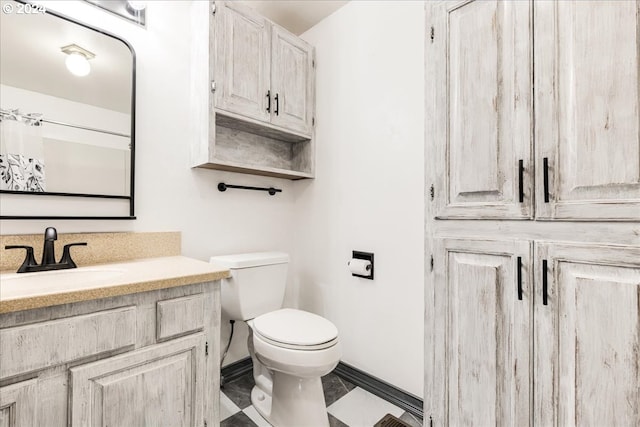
[5,245,38,273]
[59,243,87,268]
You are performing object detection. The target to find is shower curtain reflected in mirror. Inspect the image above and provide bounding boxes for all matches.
[0,111,46,192]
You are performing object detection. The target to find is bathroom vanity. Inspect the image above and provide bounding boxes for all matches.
[0,254,229,427]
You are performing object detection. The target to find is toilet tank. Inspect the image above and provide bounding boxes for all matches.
[210,252,289,321]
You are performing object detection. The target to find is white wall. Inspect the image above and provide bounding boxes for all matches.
[0,1,296,365]
[294,1,425,397]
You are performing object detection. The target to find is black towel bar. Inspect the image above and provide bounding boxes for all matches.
[217,182,282,196]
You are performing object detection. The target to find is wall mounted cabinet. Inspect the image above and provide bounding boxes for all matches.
[430,0,640,221]
[191,1,315,180]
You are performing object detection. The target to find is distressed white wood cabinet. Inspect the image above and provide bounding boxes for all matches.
[533,243,640,427]
[430,239,640,426]
[0,379,37,427]
[214,2,271,124]
[269,26,314,135]
[429,0,533,220]
[534,1,640,220]
[425,1,640,425]
[190,1,315,179]
[0,283,219,427]
[431,238,531,426]
[428,0,640,221]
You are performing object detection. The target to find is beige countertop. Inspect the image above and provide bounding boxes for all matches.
[0,256,231,314]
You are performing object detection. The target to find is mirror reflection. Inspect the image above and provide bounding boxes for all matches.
[0,0,134,200]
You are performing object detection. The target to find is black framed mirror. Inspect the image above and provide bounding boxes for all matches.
[0,0,136,219]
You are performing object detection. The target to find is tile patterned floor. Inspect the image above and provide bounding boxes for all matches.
[220,370,423,427]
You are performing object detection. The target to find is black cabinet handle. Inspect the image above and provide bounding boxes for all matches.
[543,157,550,203]
[542,259,548,305]
[274,93,279,116]
[518,159,524,203]
[517,256,523,300]
[266,90,271,112]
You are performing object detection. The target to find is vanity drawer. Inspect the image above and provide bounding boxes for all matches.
[156,294,205,340]
[0,306,136,379]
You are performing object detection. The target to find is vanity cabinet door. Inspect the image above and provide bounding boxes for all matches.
[214,2,271,123]
[534,1,640,220]
[270,26,314,136]
[431,238,532,426]
[534,243,640,426]
[70,334,206,427]
[0,379,38,427]
[428,0,533,219]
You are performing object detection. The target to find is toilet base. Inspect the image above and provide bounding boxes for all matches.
[251,371,330,427]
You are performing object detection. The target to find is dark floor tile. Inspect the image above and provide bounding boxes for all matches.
[400,412,423,427]
[328,413,349,427]
[321,372,357,406]
[222,372,255,409]
[220,411,259,427]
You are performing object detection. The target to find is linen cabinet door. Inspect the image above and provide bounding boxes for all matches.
[431,238,531,426]
[534,243,640,426]
[270,26,314,136]
[70,334,206,427]
[427,0,532,219]
[534,1,640,220]
[214,1,271,123]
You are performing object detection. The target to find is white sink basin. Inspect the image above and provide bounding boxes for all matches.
[1,268,126,295]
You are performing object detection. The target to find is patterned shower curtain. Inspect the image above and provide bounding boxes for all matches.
[0,111,46,192]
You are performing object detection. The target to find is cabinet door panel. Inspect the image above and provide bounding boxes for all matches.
[0,379,37,427]
[432,238,531,426]
[271,27,314,135]
[70,334,205,427]
[534,243,640,426]
[428,0,532,219]
[535,1,640,220]
[214,2,271,123]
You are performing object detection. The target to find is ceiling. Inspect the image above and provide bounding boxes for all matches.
[236,1,349,35]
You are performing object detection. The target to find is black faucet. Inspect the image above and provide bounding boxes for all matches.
[42,226,58,266]
[5,227,87,273]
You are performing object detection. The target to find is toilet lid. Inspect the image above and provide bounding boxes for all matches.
[252,308,338,348]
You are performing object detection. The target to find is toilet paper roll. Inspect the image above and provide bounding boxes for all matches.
[348,259,372,276]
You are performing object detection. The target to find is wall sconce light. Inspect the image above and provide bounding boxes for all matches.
[61,44,95,77]
[127,1,146,11]
[83,0,146,27]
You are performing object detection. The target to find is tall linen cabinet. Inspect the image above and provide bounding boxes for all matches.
[425,1,640,426]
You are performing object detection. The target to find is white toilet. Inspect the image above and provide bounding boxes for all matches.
[211,252,341,427]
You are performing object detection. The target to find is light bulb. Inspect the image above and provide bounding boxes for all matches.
[65,52,90,77]
[127,1,146,11]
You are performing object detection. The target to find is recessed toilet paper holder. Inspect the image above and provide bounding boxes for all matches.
[349,250,374,280]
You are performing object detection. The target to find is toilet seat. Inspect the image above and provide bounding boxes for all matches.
[252,308,338,351]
